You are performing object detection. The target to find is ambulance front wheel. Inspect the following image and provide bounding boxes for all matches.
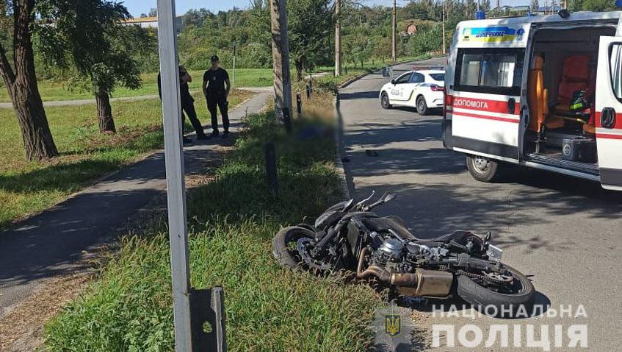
[467,156,499,183]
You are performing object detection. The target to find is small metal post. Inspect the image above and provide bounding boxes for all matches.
[265,143,279,196]
[296,93,302,115]
[306,84,311,99]
[190,287,227,352]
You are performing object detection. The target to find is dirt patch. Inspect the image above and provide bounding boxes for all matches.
[0,267,94,351]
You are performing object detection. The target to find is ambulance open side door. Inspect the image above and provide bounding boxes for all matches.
[595,36,622,190]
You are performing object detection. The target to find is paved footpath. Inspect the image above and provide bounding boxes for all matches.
[0,91,269,319]
[0,86,273,108]
[340,59,622,351]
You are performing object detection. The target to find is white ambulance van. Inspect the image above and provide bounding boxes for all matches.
[442,11,622,191]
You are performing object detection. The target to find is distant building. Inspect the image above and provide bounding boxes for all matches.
[122,16,183,34]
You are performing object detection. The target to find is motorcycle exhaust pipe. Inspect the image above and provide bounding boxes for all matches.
[357,248,453,297]
[391,269,453,297]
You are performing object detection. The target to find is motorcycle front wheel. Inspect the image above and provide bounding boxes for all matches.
[272,226,316,270]
[457,263,535,317]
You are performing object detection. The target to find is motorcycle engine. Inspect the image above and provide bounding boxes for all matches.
[379,238,404,261]
[372,238,412,273]
[372,236,443,273]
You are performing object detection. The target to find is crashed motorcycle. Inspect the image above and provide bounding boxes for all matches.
[273,192,535,313]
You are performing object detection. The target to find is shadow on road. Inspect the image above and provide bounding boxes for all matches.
[340,90,380,101]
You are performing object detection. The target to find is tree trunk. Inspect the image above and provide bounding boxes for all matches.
[3,0,59,161]
[95,91,116,133]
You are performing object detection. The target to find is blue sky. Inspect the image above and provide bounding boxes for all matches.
[121,0,529,18]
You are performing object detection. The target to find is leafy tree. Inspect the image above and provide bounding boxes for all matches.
[0,0,58,160]
[36,0,141,133]
[287,0,332,80]
[580,0,616,11]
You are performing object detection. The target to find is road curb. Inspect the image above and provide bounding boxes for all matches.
[333,94,351,200]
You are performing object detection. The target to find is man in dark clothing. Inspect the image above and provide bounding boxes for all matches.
[158,66,208,143]
[203,55,231,138]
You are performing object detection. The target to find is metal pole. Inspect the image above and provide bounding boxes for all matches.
[232,44,236,89]
[442,1,446,55]
[334,0,341,77]
[156,1,192,351]
[391,0,397,62]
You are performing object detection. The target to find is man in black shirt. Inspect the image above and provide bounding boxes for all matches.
[203,55,231,138]
[158,66,208,143]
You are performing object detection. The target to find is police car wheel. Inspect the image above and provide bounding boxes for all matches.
[381,92,392,109]
[416,96,428,115]
[466,156,499,183]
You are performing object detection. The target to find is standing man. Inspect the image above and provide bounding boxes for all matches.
[158,66,208,143]
[203,55,231,138]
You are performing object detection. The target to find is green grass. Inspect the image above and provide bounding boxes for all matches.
[0,69,273,102]
[44,112,381,352]
[0,90,253,230]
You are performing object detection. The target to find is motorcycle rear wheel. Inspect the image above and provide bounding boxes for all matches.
[272,226,316,270]
[457,263,535,317]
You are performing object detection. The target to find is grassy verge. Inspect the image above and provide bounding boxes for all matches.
[0,90,253,231]
[44,102,381,351]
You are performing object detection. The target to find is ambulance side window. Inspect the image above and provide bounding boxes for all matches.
[455,48,524,96]
[610,44,622,100]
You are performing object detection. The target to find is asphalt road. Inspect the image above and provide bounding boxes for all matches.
[340,58,622,351]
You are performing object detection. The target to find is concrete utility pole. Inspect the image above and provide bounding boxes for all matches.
[270,0,292,116]
[335,0,342,77]
[392,0,397,62]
